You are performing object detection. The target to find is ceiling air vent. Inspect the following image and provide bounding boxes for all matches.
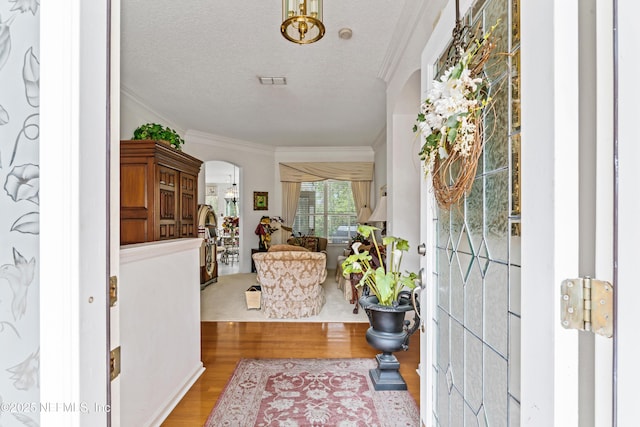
[258,76,287,85]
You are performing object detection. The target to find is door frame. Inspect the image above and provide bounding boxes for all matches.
[615,0,640,423]
[520,0,584,425]
[40,0,112,425]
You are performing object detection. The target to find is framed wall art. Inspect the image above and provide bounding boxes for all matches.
[253,191,268,210]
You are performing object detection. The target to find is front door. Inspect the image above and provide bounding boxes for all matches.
[418,0,626,425]
[418,0,522,425]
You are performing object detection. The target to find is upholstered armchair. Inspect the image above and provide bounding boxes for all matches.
[252,247,327,318]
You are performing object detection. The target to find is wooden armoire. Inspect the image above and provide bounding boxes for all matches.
[120,140,203,245]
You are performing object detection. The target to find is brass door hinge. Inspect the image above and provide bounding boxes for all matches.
[561,277,613,338]
[110,346,121,381]
[109,276,118,307]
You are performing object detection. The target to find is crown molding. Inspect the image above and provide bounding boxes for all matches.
[186,129,276,154]
[275,145,374,154]
[120,86,185,134]
[372,127,387,150]
[377,0,430,83]
[275,145,375,163]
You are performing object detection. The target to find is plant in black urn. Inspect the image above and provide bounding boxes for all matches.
[342,224,421,391]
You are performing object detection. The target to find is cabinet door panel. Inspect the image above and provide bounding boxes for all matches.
[121,164,148,208]
[158,166,178,240]
[179,173,197,237]
[159,189,176,220]
[159,223,176,239]
[121,219,149,244]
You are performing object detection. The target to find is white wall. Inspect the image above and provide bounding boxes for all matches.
[384,0,447,275]
[185,130,277,272]
[372,131,387,199]
[388,71,423,274]
[120,239,204,427]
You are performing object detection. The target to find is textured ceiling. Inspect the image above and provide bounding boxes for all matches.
[121,0,410,147]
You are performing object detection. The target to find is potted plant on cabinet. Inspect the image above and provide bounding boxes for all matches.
[341,224,421,390]
[132,122,185,151]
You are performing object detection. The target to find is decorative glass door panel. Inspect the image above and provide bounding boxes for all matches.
[431,0,521,425]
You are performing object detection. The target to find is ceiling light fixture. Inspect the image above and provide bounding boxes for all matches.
[224,166,239,205]
[281,0,325,45]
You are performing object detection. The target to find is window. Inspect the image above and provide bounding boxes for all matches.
[293,180,357,244]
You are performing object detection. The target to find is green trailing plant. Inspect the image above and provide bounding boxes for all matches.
[341,224,418,307]
[132,123,185,150]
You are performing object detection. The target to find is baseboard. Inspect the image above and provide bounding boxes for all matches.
[146,362,206,427]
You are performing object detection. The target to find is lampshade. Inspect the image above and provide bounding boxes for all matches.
[357,206,372,223]
[367,195,387,223]
[281,0,325,44]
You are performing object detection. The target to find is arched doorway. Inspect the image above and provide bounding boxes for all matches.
[204,160,240,276]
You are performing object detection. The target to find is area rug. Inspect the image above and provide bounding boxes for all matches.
[205,358,419,426]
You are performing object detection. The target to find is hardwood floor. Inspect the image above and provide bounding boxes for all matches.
[161,321,421,426]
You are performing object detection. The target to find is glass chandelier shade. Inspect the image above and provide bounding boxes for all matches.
[281,0,325,44]
[224,183,238,203]
[224,166,239,205]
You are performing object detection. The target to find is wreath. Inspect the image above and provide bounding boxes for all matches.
[414,21,499,210]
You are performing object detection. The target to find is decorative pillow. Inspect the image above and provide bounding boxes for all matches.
[268,244,310,252]
[287,237,304,247]
[302,237,319,252]
[286,237,319,252]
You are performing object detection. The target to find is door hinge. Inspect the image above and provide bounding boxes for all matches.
[109,276,118,307]
[110,346,121,381]
[561,277,613,338]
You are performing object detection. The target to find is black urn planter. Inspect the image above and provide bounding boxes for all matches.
[360,291,420,391]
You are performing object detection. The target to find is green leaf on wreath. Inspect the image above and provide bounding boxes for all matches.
[426,132,440,147]
[450,62,463,79]
[446,113,460,128]
[447,127,458,143]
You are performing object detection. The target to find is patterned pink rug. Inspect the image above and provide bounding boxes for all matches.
[205,358,419,426]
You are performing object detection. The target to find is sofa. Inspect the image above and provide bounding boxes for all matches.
[252,245,327,318]
[286,236,328,252]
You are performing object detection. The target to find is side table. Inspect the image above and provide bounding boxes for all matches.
[336,255,348,295]
[336,255,360,314]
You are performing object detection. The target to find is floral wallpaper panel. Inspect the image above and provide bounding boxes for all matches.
[0,0,40,426]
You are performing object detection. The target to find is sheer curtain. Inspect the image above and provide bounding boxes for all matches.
[351,181,371,220]
[281,181,301,230]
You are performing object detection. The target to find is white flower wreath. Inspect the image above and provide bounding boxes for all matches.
[414,20,499,209]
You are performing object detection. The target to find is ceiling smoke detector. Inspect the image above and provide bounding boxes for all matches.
[338,28,352,40]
